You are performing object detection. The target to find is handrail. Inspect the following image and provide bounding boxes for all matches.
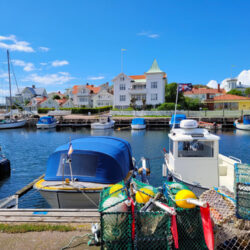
[229,156,242,163]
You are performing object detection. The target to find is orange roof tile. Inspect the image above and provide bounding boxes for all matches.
[86,85,101,94]
[185,88,226,95]
[72,85,79,94]
[56,98,68,105]
[129,75,146,80]
[212,94,250,101]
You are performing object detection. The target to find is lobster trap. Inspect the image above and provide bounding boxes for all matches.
[235,163,250,220]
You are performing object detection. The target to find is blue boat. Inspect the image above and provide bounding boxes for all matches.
[234,115,250,130]
[33,136,134,208]
[131,118,146,130]
[169,114,186,128]
[36,116,57,129]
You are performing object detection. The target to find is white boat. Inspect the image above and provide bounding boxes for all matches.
[36,116,57,129]
[33,136,134,208]
[0,119,26,129]
[0,50,26,129]
[91,115,115,129]
[162,119,242,195]
[131,118,146,130]
[234,115,250,130]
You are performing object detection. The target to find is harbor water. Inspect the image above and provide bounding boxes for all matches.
[0,127,249,208]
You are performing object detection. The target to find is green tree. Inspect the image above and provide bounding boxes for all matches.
[130,97,136,110]
[53,95,61,100]
[227,89,243,96]
[183,97,201,110]
[165,82,185,104]
[244,88,250,97]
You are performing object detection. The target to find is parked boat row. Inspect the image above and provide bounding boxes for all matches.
[31,118,247,209]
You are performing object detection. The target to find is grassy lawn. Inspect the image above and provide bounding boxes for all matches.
[0,223,76,233]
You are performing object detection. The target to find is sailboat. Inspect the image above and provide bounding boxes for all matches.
[0,50,26,129]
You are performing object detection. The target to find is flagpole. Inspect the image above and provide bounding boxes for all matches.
[173,84,179,129]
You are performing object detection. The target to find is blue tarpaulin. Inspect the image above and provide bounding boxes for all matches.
[132,118,146,125]
[170,114,186,128]
[37,116,57,125]
[44,136,134,183]
[243,115,250,125]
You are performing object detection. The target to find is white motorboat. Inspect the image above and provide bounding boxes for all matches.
[91,115,115,129]
[33,136,134,208]
[131,118,146,130]
[234,115,250,130]
[36,116,57,129]
[162,119,242,195]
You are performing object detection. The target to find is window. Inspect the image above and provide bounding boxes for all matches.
[169,139,173,154]
[57,153,98,177]
[132,85,146,90]
[120,76,125,81]
[151,82,157,88]
[131,94,146,101]
[120,95,126,101]
[177,140,214,158]
[79,97,88,102]
[120,84,126,90]
[81,89,86,94]
[151,94,157,101]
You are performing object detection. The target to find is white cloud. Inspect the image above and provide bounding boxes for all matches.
[12,59,35,72]
[87,76,105,81]
[40,62,48,66]
[207,80,218,89]
[51,60,69,67]
[238,70,250,86]
[39,46,50,52]
[23,72,74,85]
[137,31,159,39]
[0,35,34,52]
[0,72,8,79]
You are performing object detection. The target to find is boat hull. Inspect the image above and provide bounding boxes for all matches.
[91,121,115,129]
[0,158,10,179]
[131,124,146,130]
[234,120,250,130]
[36,122,57,129]
[0,119,26,129]
[38,189,100,208]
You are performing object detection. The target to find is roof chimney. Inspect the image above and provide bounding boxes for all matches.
[217,83,220,92]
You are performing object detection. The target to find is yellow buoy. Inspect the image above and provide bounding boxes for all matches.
[135,187,155,204]
[109,184,124,195]
[175,189,197,209]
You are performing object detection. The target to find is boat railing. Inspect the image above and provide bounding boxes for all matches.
[228,156,242,163]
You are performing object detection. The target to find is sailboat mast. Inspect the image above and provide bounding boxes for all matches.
[7,50,13,116]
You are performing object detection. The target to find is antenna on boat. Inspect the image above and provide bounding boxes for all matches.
[172,84,179,130]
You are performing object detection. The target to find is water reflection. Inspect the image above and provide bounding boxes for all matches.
[131,129,146,137]
[90,128,115,136]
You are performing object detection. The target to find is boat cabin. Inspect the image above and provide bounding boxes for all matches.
[167,119,220,189]
[37,116,57,125]
[170,114,186,128]
[99,115,111,124]
[243,115,250,125]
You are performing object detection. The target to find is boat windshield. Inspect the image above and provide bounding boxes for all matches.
[56,153,98,177]
[178,140,214,157]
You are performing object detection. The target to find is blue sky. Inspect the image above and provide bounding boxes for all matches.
[0,0,250,94]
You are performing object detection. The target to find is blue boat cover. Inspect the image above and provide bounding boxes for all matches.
[37,116,57,125]
[170,114,186,125]
[132,118,146,125]
[243,115,250,125]
[44,136,134,183]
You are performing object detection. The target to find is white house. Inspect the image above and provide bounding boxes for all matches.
[71,84,101,107]
[39,97,60,109]
[92,89,113,107]
[112,59,167,109]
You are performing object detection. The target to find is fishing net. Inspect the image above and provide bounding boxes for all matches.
[235,163,250,220]
[200,186,250,250]
[164,181,208,250]
[99,181,132,249]
[134,211,172,250]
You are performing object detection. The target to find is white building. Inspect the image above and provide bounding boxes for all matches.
[92,89,113,107]
[112,59,167,109]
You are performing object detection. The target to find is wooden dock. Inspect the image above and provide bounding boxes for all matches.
[0,208,99,223]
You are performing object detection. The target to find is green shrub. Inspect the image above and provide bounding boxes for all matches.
[59,106,112,114]
[157,103,181,110]
[38,108,55,114]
